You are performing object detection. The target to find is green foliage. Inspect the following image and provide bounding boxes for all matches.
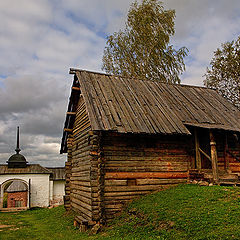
[204,36,240,109]
[102,0,188,83]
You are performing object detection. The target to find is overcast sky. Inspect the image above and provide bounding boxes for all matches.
[0,0,240,167]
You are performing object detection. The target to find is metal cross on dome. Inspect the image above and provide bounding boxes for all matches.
[15,126,21,154]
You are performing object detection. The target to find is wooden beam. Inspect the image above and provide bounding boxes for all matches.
[64,128,72,132]
[224,133,229,170]
[66,112,76,115]
[209,130,219,184]
[105,172,189,179]
[72,86,80,91]
[199,147,211,162]
[227,149,240,162]
[194,128,201,169]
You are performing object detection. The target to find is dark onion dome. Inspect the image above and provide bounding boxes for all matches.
[7,153,28,168]
[7,126,28,168]
[7,153,27,163]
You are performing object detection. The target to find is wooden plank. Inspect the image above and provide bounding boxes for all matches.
[199,147,211,162]
[64,128,72,132]
[87,74,112,130]
[107,75,137,132]
[120,77,151,133]
[76,71,101,130]
[141,80,180,134]
[72,86,80,91]
[149,82,188,134]
[67,112,76,115]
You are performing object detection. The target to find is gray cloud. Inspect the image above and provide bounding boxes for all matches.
[0,0,240,166]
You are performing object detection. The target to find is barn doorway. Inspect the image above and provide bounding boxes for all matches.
[0,179,29,210]
[198,128,212,169]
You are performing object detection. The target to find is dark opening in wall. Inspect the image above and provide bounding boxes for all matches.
[127,179,136,186]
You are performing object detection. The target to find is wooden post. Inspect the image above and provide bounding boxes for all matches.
[194,128,201,169]
[224,133,229,171]
[209,130,219,184]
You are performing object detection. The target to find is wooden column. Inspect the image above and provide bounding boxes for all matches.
[224,133,229,171]
[209,131,219,184]
[194,128,201,169]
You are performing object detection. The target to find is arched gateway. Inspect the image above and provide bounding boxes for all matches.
[0,179,29,209]
[0,127,65,211]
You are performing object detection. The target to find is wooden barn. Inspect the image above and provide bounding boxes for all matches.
[60,69,240,228]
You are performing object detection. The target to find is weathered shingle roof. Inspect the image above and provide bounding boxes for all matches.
[47,167,65,180]
[77,69,240,133]
[6,180,28,192]
[61,69,240,152]
[0,164,51,175]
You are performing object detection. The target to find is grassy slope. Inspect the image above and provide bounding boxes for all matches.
[95,184,240,240]
[1,184,240,240]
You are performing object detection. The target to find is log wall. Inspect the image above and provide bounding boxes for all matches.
[215,132,240,172]
[66,96,95,222]
[64,135,72,210]
[101,132,192,221]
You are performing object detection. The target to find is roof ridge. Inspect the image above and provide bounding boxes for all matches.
[69,68,210,90]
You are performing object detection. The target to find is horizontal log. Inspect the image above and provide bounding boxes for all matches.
[70,178,91,186]
[71,165,91,172]
[105,172,188,179]
[71,183,98,193]
[104,167,188,172]
[104,184,172,192]
[71,197,92,211]
[105,180,127,186]
[72,189,92,198]
[136,178,187,185]
[104,156,189,161]
[104,184,175,196]
[71,202,92,220]
[70,184,92,192]
[72,159,91,168]
[105,204,123,210]
[71,172,90,178]
[105,160,189,165]
[73,136,89,147]
[103,146,187,154]
[104,190,150,197]
[104,195,140,201]
[71,193,92,206]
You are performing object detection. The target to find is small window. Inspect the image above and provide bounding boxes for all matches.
[127,179,136,186]
[15,200,23,207]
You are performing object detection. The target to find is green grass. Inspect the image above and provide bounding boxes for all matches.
[2,184,240,239]
[0,206,89,240]
[95,184,240,240]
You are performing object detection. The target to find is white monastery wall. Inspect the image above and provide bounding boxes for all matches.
[0,174,50,208]
[52,180,65,205]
